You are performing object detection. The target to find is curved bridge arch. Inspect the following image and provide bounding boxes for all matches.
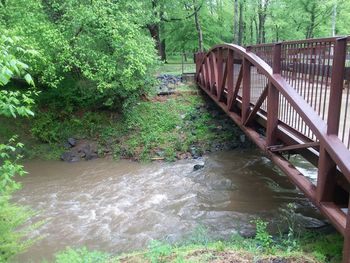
[195,38,350,262]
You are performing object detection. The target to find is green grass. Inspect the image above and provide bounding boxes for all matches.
[157,63,196,75]
[38,211,343,263]
[45,224,343,263]
[99,84,239,161]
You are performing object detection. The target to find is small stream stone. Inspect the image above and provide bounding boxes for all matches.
[156,74,182,95]
[193,163,205,171]
[67,137,77,147]
[60,152,80,162]
[239,228,256,238]
[271,259,288,263]
[61,140,98,162]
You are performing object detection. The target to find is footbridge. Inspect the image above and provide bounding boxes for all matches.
[195,37,350,262]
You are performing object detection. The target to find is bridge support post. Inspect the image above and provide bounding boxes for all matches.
[267,83,279,146]
[242,58,251,123]
[266,43,282,146]
[209,52,218,95]
[216,48,224,101]
[316,146,337,203]
[316,38,347,210]
[343,200,350,263]
[272,43,282,74]
[327,37,347,136]
[205,56,211,89]
[226,49,235,110]
[315,37,348,263]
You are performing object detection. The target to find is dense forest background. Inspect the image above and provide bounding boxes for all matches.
[1,0,349,111]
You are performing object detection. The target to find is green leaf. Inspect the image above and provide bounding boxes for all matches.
[24,74,34,86]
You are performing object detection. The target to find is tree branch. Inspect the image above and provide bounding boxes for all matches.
[160,1,203,22]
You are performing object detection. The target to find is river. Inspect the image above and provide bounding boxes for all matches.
[13,149,322,262]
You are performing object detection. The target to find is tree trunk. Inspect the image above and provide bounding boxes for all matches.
[254,17,259,44]
[257,0,269,44]
[147,0,166,61]
[250,17,254,44]
[147,24,166,60]
[331,2,337,36]
[193,0,203,52]
[161,39,167,62]
[304,2,316,39]
[238,0,244,45]
[233,0,239,44]
[275,25,279,42]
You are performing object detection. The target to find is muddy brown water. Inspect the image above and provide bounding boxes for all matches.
[13,149,322,262]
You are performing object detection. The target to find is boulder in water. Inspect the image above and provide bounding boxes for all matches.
[193,163,205,171]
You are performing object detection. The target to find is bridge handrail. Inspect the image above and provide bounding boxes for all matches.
[197,42,350,180]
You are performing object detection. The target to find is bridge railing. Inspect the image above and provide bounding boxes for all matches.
[249,38,350,148]
[194,37,350,262]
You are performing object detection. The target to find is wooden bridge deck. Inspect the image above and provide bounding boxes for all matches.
[195,37,350,262]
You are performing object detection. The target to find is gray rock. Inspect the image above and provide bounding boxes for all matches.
[60,152,72,162]
[70,156,81,162]
[85,152,98,161]
[60,152,80,162]
[240,134,246,143]
[193,163,205,171]
[61,140,98,162]
[63,142,71,149]
[155,150,165,157]
[156,74,182,95]
[271,259,288,263]
[239,228,256,238]
[67,138,77,147]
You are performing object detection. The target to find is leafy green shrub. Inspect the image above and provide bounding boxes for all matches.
[31,112,61,143]
[0,35,38,262]
[0,138,38,263]
[277,203,301,252]
[54,247,110,263]
[300,232,343,263]
[31,111,109,143]
[0,0,158,109]
[0,194,36,263]
[254,219,273,250]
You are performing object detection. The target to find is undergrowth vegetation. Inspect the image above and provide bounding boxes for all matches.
[0,85,242,161]
[47,217,343,263]
[0,36,39,263]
